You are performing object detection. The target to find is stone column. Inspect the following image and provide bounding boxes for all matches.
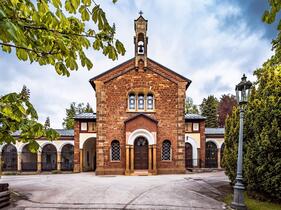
[37,152,42,173]
[17,152,22,172]
[153,144,157,174]
[217,149,221,169]
[130,146,134,172]
[80,149,83,172]
[148,145,152,172]
[125,145,130,175]
[57,152,61,171]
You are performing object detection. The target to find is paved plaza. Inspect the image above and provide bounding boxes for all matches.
[1,171,230,209]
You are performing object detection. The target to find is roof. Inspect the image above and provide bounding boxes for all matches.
[124,113,158,124]
[89,58,192,90]
[13,129,74,137]
[185,114,206,120]
[74,112,96,120]
[205,128,225,135]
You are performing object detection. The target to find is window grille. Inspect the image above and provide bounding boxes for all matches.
[162,140,171,160]
[129,94,136,110]
[138,94,144,110]
[111,140,120,161]
[147,94,154,110]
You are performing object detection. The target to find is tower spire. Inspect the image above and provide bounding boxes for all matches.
[134,12,148,69]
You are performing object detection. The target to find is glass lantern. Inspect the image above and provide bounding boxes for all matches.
[235,74,252,105]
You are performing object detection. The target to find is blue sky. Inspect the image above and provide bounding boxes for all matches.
[0,0,277,128]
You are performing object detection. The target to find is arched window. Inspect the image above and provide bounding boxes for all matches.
[147,93,154,110]
[138,94,145,110]
[162,140,171,160]
[128,93,136,110]
[111,140,120,161]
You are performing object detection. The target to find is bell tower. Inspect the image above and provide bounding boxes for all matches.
[134,11,148,69]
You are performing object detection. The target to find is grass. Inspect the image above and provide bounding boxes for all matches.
[224,193,281,210]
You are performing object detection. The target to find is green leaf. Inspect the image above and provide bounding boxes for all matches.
[16,49,28,61]
[2,45,12,53]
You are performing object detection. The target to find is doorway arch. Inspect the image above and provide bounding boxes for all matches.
[2,144,17,171]
[185,142,193,168]
[82,138,96,172]
[22,144,37,171]
[61,144,74,171]
[42,144,57,171]
[205,141,218,168]
[134,136,148,170]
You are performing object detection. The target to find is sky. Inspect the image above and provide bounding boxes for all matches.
[0,0,278,128]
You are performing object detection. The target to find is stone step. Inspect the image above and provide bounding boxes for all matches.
[133,170,149,176]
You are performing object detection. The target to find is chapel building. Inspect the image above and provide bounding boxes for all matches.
[0,15,225,175]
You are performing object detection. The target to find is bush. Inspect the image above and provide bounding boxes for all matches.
[223,62,281,201]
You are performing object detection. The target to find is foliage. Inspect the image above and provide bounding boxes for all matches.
[0,0,125,76]
[200,95,219,127]
[221,106,239,185]
[62,102,93,129]
[223,62,281,201]
[0,86,59,151]
[185,97,199,114]
[217,94,237,128]
[263,0,281,64]
[224,193,281,210]
[244,62,281,201]
[44,116,50,129]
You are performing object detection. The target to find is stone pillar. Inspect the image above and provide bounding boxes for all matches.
[73,121,81,173]
[37,152,42,173]
[125,145,130,175]
[57,152,61,171]
[80,149,83,172]
[217,149,221,169]
[17,152,22,172]
[148,145,152,172]
[130,146,134,172]
[153,144,157,174]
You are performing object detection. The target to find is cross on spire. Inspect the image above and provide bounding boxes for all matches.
[139,10,143,16]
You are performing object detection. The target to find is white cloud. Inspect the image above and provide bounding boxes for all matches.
[0,0,273,128]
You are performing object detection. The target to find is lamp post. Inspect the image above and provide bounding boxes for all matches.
[231,74,252,210]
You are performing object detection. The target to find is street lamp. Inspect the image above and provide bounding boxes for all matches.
[231,74,252,210]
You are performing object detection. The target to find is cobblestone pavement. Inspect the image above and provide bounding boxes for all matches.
[1,171,230,209]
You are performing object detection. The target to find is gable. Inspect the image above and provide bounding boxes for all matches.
[89,58,191,90]
[125,114,158,133]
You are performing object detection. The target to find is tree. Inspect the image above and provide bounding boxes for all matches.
[0,86,59,151]
[0,0,125,76]
[262,1,281,64]
[62,102,93,129]
[0,0,124,147]
[185,97,199,114]
[44,116,50,129]
[223,62,281,201]
[217,94,237,128]
[200,95,219,127]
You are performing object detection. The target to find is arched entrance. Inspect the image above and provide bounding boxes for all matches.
[22,144,37,171]
[61,144,74,171]
[134,137,148,170]
[185,142,193,168]
[82,138,96,172]
[205,141,218,168]
[2,144,17,171]
[42,144,57,171]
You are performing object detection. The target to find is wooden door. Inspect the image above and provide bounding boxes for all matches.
[134,137,148,170]
[185,143,193,168]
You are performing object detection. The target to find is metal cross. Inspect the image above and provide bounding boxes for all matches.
[139,10,143,16]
